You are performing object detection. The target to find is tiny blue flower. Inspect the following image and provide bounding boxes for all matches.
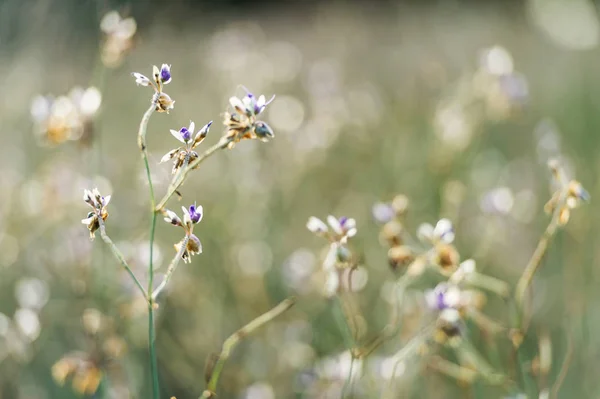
[159,64,172,84]
[179,127,191,142]
[188,204,203,224]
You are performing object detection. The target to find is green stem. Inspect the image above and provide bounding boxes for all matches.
[515,201,562,329]
[97,217,147,299]
[137,101,159,399]
[155,136,232,212]
[332,295,356,350]
[200,297,296,398]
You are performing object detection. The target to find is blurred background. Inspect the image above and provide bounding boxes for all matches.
[0,0,599,397]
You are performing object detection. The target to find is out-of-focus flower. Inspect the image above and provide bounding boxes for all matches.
[417,218,460,273]
[52,310,127,395]
[100,11,137,68]
[31,87,102,146]
[545,159,590,225]
[160,121,212,174]
[223,88,275,148]
[162,203,204,263]
[81,188,111,240]
[131,65,175,112]
[306,215,357,244]
[417,218,455,244]
[52,352,103,396]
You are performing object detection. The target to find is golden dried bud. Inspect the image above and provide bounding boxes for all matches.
[387,245,413,271]
[380,220,404,246]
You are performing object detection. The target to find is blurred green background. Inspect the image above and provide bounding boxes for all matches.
[0,0,599,398]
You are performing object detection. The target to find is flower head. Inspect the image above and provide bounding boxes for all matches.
[81,188,110,239]
[100,11,136,68]
[31,87,102,146]
[161,120,212,174]
[163,203,204,263]
[175,234,203,263]
[306,215,357,244]
[417,218,454,245]
[131,64,175,109]
[223,88,275,149]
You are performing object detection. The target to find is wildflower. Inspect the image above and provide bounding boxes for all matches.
[306,215,357,244]
[81,188,111,240]
[417,218,460,273]
[417,218,455,244]
[162,203,203,263]
[372,202,396,224]
[131,65,175,112]
[545,159,590,225]
[100,11,136,68]
[52,352,103,396]
[387,245,414,271]
[223,87,275,148]
[31,87,102,146]
[160,121,212,174]
[425,283,465,340]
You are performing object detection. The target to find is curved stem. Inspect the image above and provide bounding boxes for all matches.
[97,217,147,299]
[514,205,562,326]
[200,297,296,398]
[152,235,190,301]
[137,101,160,399]
[155,136,232,212]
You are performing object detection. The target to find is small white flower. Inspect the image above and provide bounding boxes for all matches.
[417,223,434,242]
[163,209,181,226]
[132,73,151,87]
[306,216,328,234]
[450,259,476,284]
[433,218,454,243]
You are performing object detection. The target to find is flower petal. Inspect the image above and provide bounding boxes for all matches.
[132,72,151,87]
[307,216,328,234]
[229,96,246,114]
[327,215,343,235]
[160,149,178,163]
[170,129,185,143]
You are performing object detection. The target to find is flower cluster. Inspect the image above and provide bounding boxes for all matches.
[223,88,275,149]
[100,11,136,68]
[132,64,175,113]
[52,308,126,395]
[31,86,102,146]
[545,159,590,225]
[417,218,460,274]
[306,215,357,296]
[160,120,212,174]
[81,188,111,240]
[163,203,204,263]
[372,195,412,270]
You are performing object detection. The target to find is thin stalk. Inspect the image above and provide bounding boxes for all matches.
[200,297,296,398]
[155,136,232,212]
[333,295,357,350]
[515,204,562,325]
[550,331,574,399]
[97,217,147,299]
[137,101,159,399]
[342,355,356,399]
[152,235,190,300]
